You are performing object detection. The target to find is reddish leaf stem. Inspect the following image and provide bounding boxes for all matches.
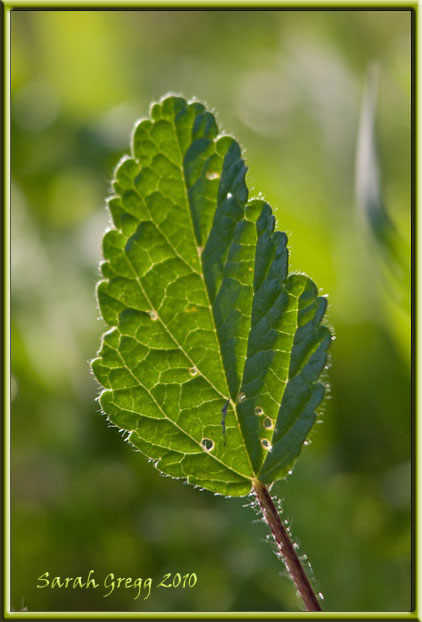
[253,480,322,612]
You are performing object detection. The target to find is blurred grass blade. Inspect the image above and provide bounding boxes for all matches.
[355,64,386,238]
[355,64,410,312]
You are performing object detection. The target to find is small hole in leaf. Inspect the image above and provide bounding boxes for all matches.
[201,438,214,451]
[255,406,263,416]
[189,366,198,377]
[206,171,220,180]
[148,310,158,321]
[227,192,233,199]
[263,417,273,429]
[261,439,271,450]
[237,393,246,403]
[304,439,311,446]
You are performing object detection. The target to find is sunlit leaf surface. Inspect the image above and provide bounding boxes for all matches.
[92,96,332,496]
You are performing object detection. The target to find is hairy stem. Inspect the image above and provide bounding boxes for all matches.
[253,480,322,612]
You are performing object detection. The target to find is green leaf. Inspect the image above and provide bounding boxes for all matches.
[91,96,332,497]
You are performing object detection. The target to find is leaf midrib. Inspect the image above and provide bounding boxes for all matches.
[166,111,255,477]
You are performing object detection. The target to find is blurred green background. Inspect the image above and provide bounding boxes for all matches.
[10,9,411,613]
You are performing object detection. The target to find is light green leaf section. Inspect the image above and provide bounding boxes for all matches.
[92,96,332,496]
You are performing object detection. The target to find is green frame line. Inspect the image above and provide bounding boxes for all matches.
[1,612,420,620]
[4,2,417,620]
[1,1,419,8]
[4,2,11,620]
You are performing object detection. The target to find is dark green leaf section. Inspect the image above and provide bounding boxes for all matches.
[258,276,331,483]
[92,95,332,496]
